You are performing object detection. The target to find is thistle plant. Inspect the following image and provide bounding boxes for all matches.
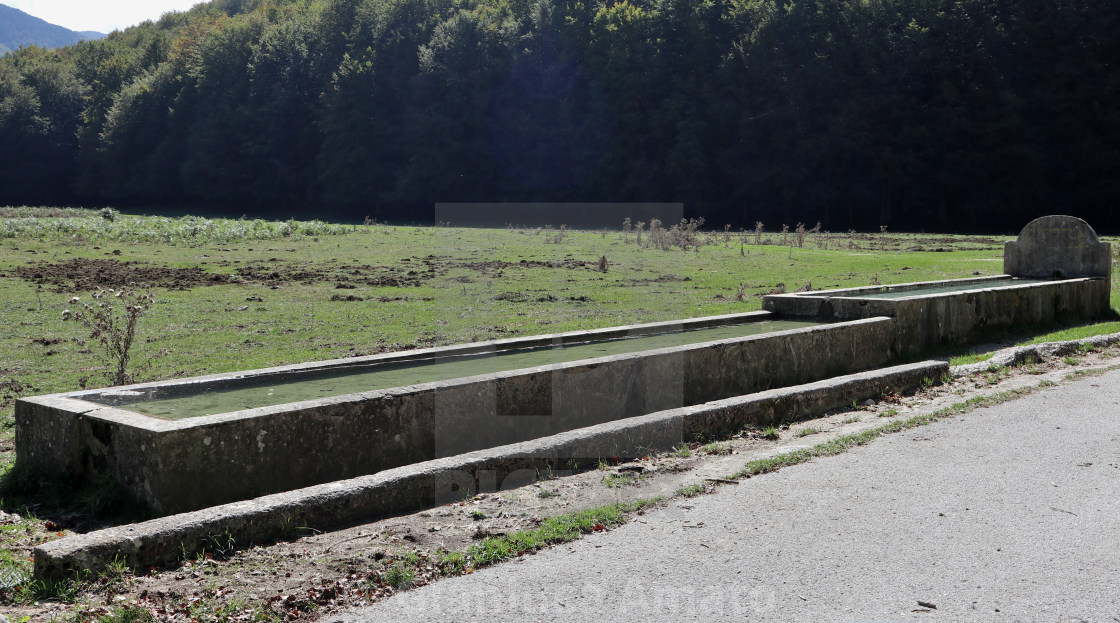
[63,288,154,386]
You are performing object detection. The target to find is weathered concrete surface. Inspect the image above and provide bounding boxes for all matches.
[764,276,1111,353]
[1005,214,1112,279]
[328,368,1120,623]
[883,277,1109,352]
[32,360,946,579]
[18,316,896,515]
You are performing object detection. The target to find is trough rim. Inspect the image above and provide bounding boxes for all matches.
[764,274,1100,304]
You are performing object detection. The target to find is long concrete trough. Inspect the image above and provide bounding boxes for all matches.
[16,312,896,514]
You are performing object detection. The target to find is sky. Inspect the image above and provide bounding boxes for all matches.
[3,0,204,34]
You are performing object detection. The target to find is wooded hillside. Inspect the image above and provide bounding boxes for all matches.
[0,3,103,54]
[0,0,1116,232]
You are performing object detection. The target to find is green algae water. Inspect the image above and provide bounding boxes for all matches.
[97,319,820,419]
[845,278,1054,300]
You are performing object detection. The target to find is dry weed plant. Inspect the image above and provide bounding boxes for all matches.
[647,218,667,250]
[814,223,827,248]
[63,288,155,386]
[671,217,705,250]
[543,225,568,244]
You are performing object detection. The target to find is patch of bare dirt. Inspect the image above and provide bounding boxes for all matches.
[491,292,591,303]
[10,257,460,293]
[233,261,427,288]
[12,259,224,292]
[620,274,694,287]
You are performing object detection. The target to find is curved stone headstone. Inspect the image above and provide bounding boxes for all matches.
[1004,215,1111,279]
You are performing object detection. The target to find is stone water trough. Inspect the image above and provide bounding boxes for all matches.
[764,215,1112,352]
[16,313,895,514]
[14,215,1112,516]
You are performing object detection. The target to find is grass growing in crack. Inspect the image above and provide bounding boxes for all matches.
[795,427,824,438]
[726,387,1038,481]
[13,570,91,604]
[392,549,423,566]
[842,416,860,424]
[1063,356,1081,366]
[384,562,416,589]
[1077,342,1099,354]
[97,606,156,622]
[463,499,660,569]
[673,444,692,458]
[698,442,730,455]
[878,408,899,418]
[1062,363,1120,382]
[949,352,996,366]
[759,427,780,440]
[676,484,707,498]
[602,473,641,488]
[536,489,559,499]
[982,364,1012,385]
[468,510,487,520]
[95,555,134,595]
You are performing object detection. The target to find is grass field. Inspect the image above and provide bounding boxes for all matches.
[0,209,1116,478]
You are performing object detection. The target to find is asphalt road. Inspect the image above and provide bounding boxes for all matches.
[329,371,1120,623]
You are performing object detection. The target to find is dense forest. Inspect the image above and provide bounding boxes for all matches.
[0,0,1117,232]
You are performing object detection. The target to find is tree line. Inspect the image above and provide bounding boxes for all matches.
[1,0,1117,233]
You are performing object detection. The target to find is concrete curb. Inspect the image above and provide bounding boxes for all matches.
[951,331,1120,377]
[34,360,947,579]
